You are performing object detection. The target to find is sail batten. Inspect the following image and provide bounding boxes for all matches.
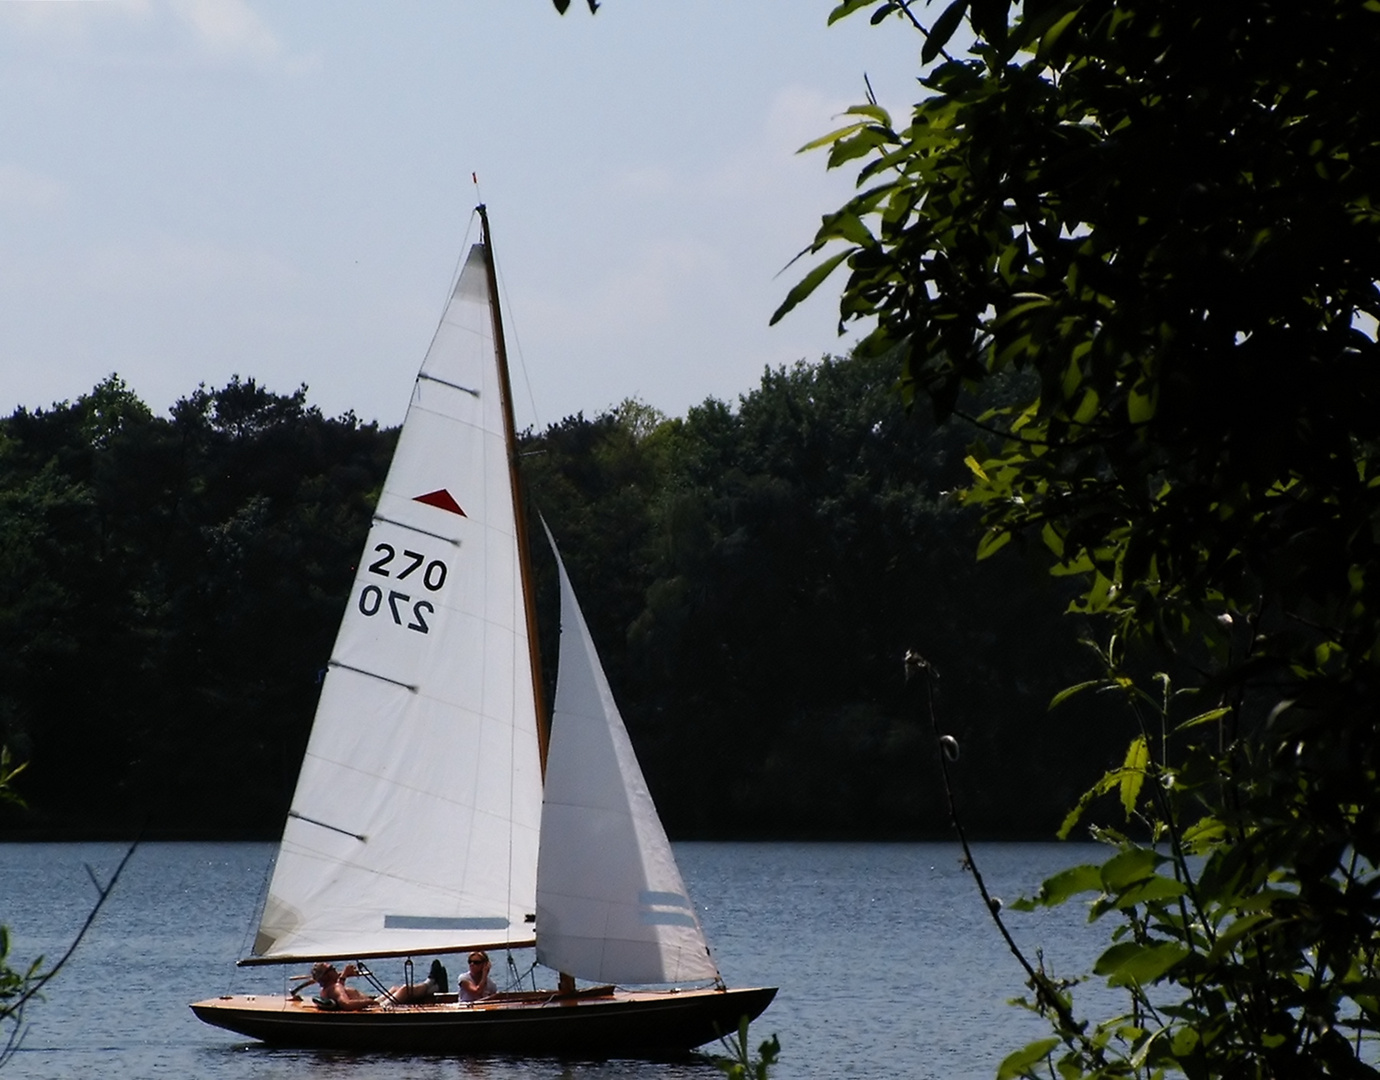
[369,515,463,543]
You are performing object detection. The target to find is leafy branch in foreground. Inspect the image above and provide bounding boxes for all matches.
[713,1016,781,1080]
[1,844,137,1068]
[791,1,1380,1076]
[0,750,24,810]
[0,750,138,1069]
[1004,657,1380,1079]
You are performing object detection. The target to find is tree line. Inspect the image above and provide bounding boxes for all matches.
[0,357,1121,841]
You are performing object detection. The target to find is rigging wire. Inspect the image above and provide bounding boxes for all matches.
[446,210,479,315]
[491,250,544,435]
[229,851,277,996]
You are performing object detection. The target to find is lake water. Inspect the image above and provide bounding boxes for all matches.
[0,842,1114,1080]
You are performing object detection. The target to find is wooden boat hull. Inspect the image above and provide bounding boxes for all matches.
[190,985,777,1055]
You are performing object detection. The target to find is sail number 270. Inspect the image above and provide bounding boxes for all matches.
[358,543,448,634]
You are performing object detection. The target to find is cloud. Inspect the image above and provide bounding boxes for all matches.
[0,0,314,74]
[0,0,150,44]
[166,0,288,67]
[609,84,867,209]
[524,236,724,347]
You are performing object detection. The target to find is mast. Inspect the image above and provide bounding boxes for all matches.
[476,203,551,776]
[479,206,574,997]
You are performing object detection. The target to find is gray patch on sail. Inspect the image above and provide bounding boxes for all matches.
[639,911,699,928]
[453,246,488,300]
[638,891,697,927]
[383,915,509,931]
[639,890,691,908]
[254,894,302,956]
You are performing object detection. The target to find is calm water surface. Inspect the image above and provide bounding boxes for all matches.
[0,842,1110,1080]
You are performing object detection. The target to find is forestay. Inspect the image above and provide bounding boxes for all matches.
[535,527,721,985]
[251,244,543,963]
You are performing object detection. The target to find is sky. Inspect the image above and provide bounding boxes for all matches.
[0,1,931,431]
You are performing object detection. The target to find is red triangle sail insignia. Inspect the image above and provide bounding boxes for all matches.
[413,489,466,516]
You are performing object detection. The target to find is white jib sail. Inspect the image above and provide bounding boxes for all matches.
[252,244,543,962]
[535,526,720,985]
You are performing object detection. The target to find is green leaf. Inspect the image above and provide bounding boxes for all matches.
[842,102,894,126]
[1036,8,1081,60]
[828,126,895,168]
[1072,387,1100,425]
[870,2,899,26]
[1175,707,1229,732]
[1105,874,1188,911]
[1034,863,1103,906]
[827,0,883,25]
[815,210,875,247]
[996,294,1055,323]
[1171,1025,1201,1057]
[977,528,1013,560]
[997,240,1024,285]
[770,249,852,325]
[1056,796,1091,840]
[1055,1057,1084,1080]
[1040,521,1065,558]
[1048,679,1105,709]
[1180,816,1227,851]
[970,0,1011,45]
[1100,846,1163,891]
[1127,379,1157,424]
[797,121,873,155]
[997,1038,1061,1080]
[1206,912,1273,963]
[923,0,969,64]
[1094,941,1189,987]
[1119,735,1148,817]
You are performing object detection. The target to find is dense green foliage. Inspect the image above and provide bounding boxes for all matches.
[0,360,1112,840]
[522,354,1111,838]
[0,376,393,835]
[783,0,1380,1075]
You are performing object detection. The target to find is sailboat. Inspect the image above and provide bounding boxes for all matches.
[190,206,775,1055]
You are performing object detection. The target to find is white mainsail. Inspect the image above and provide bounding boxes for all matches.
[252,243,543,962]
[535,526,721,985]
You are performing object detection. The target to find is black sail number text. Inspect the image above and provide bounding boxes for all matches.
[358,543,448,634]
[367,544,447,591]
[358,585,435,634]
